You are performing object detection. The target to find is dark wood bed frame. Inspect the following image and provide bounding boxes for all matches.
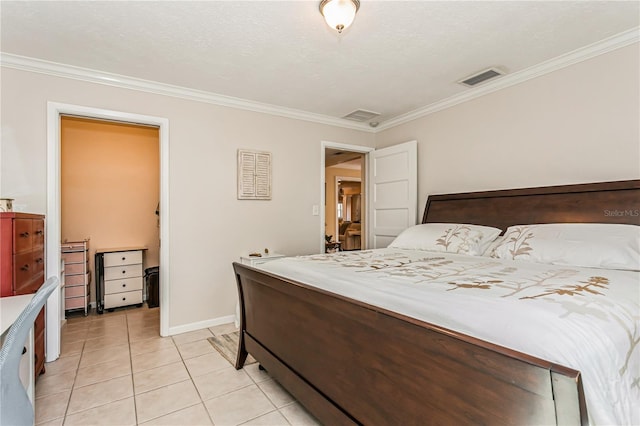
[233,180,640,425]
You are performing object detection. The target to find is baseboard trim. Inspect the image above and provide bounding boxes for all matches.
[166,315,236,336]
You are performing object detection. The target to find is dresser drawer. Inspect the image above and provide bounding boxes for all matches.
[13,251,44,294]
[65,272,89,286]
[13,252,31,293]
[104,290,142,309]
[104,264,143,281]
[62,251,85,263]
[34,307,45,376]
[65,284,87,298]
[65,262,86,275]
[34,327,45,376]
[105,277,142,295]
[20,274,44,296]
[65,296,86,310]
[34,308,45,339]
[104,251,142,267]
[33,252,45,277]
[13,219,33,254]
[32,220,45,249]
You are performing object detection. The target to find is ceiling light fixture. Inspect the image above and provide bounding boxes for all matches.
[319,0,360,34]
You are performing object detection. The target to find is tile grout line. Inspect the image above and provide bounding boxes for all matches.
[129,329,205,424]
[59,327,84,424]
[252,377,294,426]
[34,318,86,424]
[61,315,100,422]
[129,308,191,425]
[174,327,282,425]
[40,311,304,426]
[126,309,140,426]
[53,311,134,423]
[204,329,289,426]
[176,329,217,426]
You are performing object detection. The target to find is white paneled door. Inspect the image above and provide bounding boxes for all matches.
[368,140,417,249]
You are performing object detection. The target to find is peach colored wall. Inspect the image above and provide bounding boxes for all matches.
[61,117,160,304]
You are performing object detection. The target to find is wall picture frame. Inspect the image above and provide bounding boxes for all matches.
[237,149,272,200]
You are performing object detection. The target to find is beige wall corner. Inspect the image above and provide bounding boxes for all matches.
[374,43,640,219]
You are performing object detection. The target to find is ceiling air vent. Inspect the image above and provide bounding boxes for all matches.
[342,109,380,122]
[458,67,505,87]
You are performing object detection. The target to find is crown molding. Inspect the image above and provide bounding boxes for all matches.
[376,27,640,132]
[0,52,374,133]
[1,26,637,134]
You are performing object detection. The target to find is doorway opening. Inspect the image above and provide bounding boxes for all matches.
[322,142,373,253]
[47,102,170,361]
[60,116,160,318]
[334,176,362,251]
[320,140,417,254]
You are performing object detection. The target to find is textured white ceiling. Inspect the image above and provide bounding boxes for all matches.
[1,1,638,126]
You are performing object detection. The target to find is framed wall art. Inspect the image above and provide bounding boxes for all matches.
[237,149,272,200]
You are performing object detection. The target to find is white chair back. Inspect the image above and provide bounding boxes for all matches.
[0,277,58,426]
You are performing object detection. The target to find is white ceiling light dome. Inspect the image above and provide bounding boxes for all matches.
[319,0,360,34]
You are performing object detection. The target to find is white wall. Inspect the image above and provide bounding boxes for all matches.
[2,43,638,331]
[375,44,640,218]
[0,68,374,329]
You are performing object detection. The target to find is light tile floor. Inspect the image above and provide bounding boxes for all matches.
[35,306,320,426]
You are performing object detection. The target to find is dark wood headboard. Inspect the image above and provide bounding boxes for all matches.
[422,180,640,230]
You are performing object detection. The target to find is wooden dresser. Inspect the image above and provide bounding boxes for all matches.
[61,240,90,315]
[95,247,145,314]
[0,212,47,376]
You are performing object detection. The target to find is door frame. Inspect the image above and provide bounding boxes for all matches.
[320,141,374,254]
[46,102,170,361]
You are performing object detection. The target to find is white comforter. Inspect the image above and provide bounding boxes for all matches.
[257,249,640,426]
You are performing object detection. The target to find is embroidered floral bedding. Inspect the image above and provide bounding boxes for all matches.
[258,249,639,425]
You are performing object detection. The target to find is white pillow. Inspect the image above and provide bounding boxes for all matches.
[482,235,506,256]
[489,223,640,271]
[389,223,502,256]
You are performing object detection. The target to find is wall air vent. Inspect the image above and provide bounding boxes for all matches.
[459,67,505,87]
[342,109,380,122]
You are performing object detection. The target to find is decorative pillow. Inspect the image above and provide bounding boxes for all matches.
[489,223,640,271]
[388,223,502,256]
[482,235,506,256]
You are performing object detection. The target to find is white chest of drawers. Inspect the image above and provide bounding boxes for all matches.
[96,247,145,312]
